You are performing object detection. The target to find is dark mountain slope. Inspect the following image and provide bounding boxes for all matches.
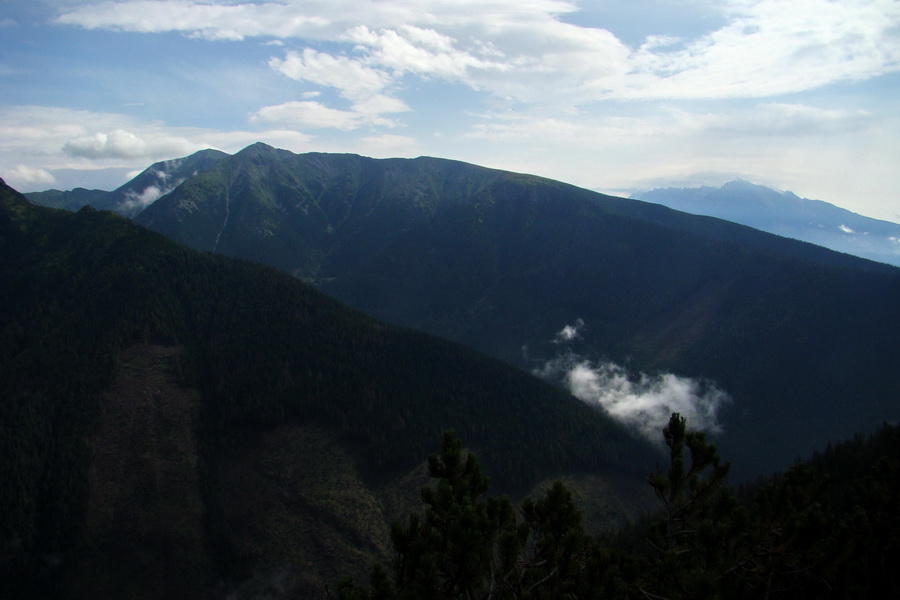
[20,186,108,212]
[0,178,653,599]
[25,148,227,217]
[136,145,900,480]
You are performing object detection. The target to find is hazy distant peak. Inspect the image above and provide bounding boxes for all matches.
[633,180,900,267]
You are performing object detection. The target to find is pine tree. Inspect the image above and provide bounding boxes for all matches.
[335,431,616,600]
[643,413,735,600]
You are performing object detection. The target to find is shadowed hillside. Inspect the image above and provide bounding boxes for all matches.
[135,144,900,480]
[0,178,654,599]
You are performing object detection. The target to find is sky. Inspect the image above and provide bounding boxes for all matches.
[1,0,899,222]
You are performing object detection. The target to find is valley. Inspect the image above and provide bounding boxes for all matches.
[5,146,899,598]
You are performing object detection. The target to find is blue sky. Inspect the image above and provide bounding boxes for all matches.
[2,0,899,221]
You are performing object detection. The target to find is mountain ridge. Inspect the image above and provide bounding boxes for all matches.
[127,145,900,482]
[25,149,228,217]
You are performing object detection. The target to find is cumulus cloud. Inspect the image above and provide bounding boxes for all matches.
[4,164,55,187]
[266,47,414,130]
[55,0,330,41]
[343,24,508,82]
[251,101,361,131]
[269,48,391,100]
[534,321,730,444]
[251,92,410,131]
[62,129,199,159]
[626,0,900,99]
[352,94,410,119]
[55,0,900,103]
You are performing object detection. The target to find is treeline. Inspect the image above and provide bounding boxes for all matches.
[338,417,900,599]
[0,185,653,598]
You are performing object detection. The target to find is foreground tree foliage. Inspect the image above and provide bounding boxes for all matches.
[334,431,630,600]
[338,416,900,600]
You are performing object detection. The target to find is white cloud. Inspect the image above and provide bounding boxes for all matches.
[625,0,900,99]
[252,91,410,131]
[55,0,331,40]
[251,101,360,131]
[120,184,165,212]
[561,359,730,443]
[4,164,55,187]
[534,352,731,444]
[344,24,508,82]
[269,48,391,100]
[534,320,730,443]
[351,94,410,118]
[554,318,585,343]
[62,129,200,159]
[55,0,900,103]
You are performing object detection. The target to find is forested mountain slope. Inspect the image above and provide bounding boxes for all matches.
[0,178,653,599]
[135,144,900,480]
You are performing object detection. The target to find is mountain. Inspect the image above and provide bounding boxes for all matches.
[0,177,655,599]
[135,143,900,482]
[632,179,900,267]
[25,148,227,217]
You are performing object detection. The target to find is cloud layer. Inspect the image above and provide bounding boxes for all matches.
[55,0,900,104]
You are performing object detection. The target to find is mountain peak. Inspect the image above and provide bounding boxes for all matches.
[236,141,279,158]
[634,180,900,266]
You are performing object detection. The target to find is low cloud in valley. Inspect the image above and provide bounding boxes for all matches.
[535,321,730,444]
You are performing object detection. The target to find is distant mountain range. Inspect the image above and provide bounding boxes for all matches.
[632,180,900,267]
